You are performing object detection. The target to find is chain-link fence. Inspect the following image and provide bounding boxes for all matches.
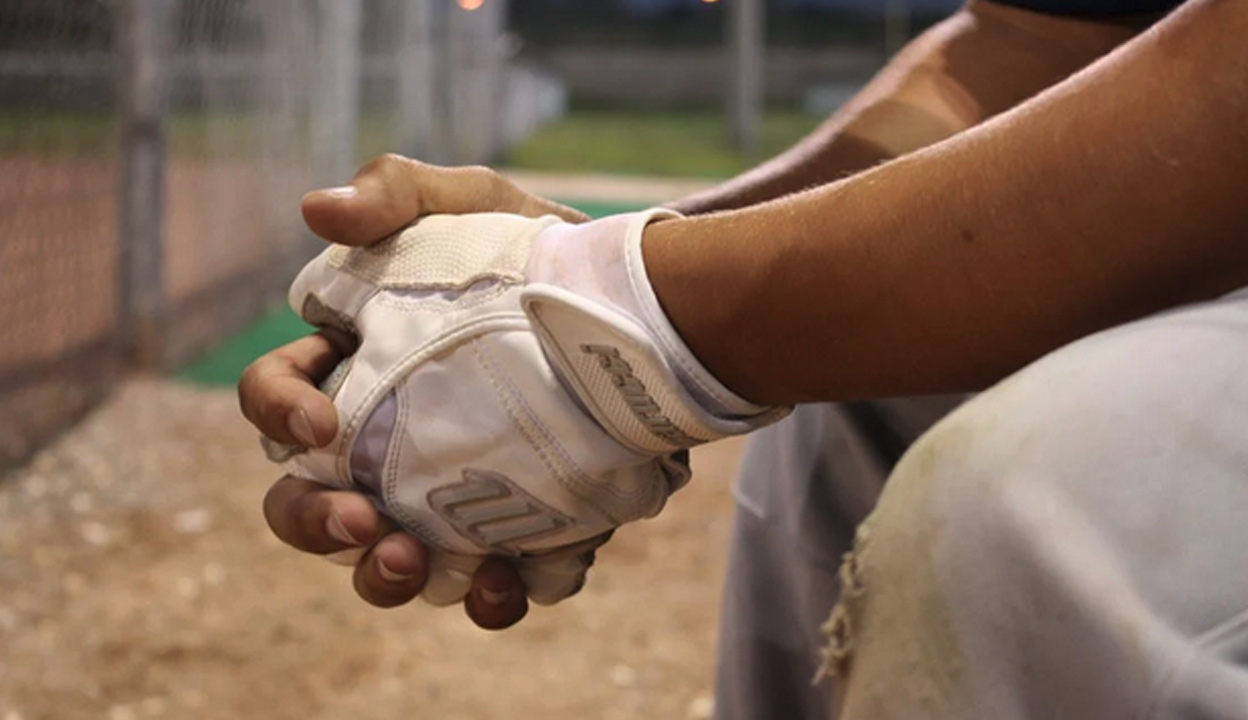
[1,0,561,473]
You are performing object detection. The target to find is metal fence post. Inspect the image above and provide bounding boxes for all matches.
[728,0,765,155]
[312,0,363,185]
[117,0,176,369]
[395,0,447,163]
[447,0,506,164]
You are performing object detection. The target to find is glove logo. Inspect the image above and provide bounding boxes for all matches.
[428,468,571,555]
[580,343,699,447]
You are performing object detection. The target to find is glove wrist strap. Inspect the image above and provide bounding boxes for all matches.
[523,210,789,453]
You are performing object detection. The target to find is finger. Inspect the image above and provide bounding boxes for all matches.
[464,557,529,631]
[515,532,612,606]
[420,551,482,607]
[323,546,369,567]
[238,333,343,447]
[351,531,429,609]
[262,476,384,554]
[301,154,588,246]
[509,189,590,225]
[518,560,590,607]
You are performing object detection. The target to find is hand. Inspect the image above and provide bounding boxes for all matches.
[301,153,588,246]
[241,155,587,629]
[251,208,787,620]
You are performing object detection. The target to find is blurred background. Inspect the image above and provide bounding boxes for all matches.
[0,1,954,718]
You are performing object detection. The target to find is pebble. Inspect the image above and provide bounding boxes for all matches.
[68,492,94,515]
[172,509,213,535]
[22,475,46,500]
[175,577,200,600]
[687,695,714,719]
[62,573,87,596]
[609,664,638,688]
[138,697,166,717]
[78,521,113,547]
[179,690,205,709]
[202,563,225,586]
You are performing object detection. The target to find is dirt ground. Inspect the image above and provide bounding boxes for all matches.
[0,379,746,720]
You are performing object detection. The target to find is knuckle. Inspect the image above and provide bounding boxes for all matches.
[462,164,497,180]
[354,567,415,609]
[470,599,528,631]
[261,479,296,542]
[459,164,505,196]
[359,152,409,177]
[238,356,267,387]
[296,491,335,547]
[236,359,269,422]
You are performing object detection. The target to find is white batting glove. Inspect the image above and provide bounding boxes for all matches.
[265,210,789,606]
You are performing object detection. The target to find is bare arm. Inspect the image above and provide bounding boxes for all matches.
[671,0,1157,215]
[647,0,1248,404]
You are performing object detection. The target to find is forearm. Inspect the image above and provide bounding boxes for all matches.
[647,0,1248,404]
[670,0,1154,215]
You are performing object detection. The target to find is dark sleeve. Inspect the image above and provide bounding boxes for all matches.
[989,0,1183,15]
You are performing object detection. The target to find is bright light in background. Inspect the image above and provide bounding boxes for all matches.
[701,0,720,3]
[458,0,484,10]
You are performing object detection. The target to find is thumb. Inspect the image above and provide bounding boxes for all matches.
[301,154,588,246]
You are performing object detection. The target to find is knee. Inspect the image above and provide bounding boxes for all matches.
[818,346,1139,713]
[825,300,1248,716]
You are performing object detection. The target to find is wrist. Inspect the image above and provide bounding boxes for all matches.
[522,210,789,452]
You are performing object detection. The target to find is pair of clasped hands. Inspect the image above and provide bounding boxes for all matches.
[240,155,591,629]
[240,154,782,630]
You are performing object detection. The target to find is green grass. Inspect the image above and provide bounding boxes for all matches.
[0,111,117,157]
[503,108,821,178]
[0,110,268,158]
[0,108,821,179]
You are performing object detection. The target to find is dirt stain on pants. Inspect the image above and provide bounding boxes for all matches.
[820,420,972,720]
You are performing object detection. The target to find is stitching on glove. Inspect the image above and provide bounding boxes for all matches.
[381,391,457,554]
[380,387,407,498]
[378,388,474,556]
[333,312,532,484]
[473,340,665,526]
[480,339,669,522]
[374,282,510,315]
[327,216,536,291]
[473,339,623,523]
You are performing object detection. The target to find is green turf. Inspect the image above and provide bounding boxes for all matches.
[0,111,117,157]
[1,107,820,175]
[178,304,313,386]
[503,108,820,178]
[176,200,647,387]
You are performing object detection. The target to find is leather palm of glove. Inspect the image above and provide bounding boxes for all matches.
[264,209,789,606]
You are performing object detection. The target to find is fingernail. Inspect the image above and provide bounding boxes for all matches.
[480,588,510,606]
[325,512,360,547]
[377,557,414,584]
[287,408,317,447]
[324,185,358,199]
